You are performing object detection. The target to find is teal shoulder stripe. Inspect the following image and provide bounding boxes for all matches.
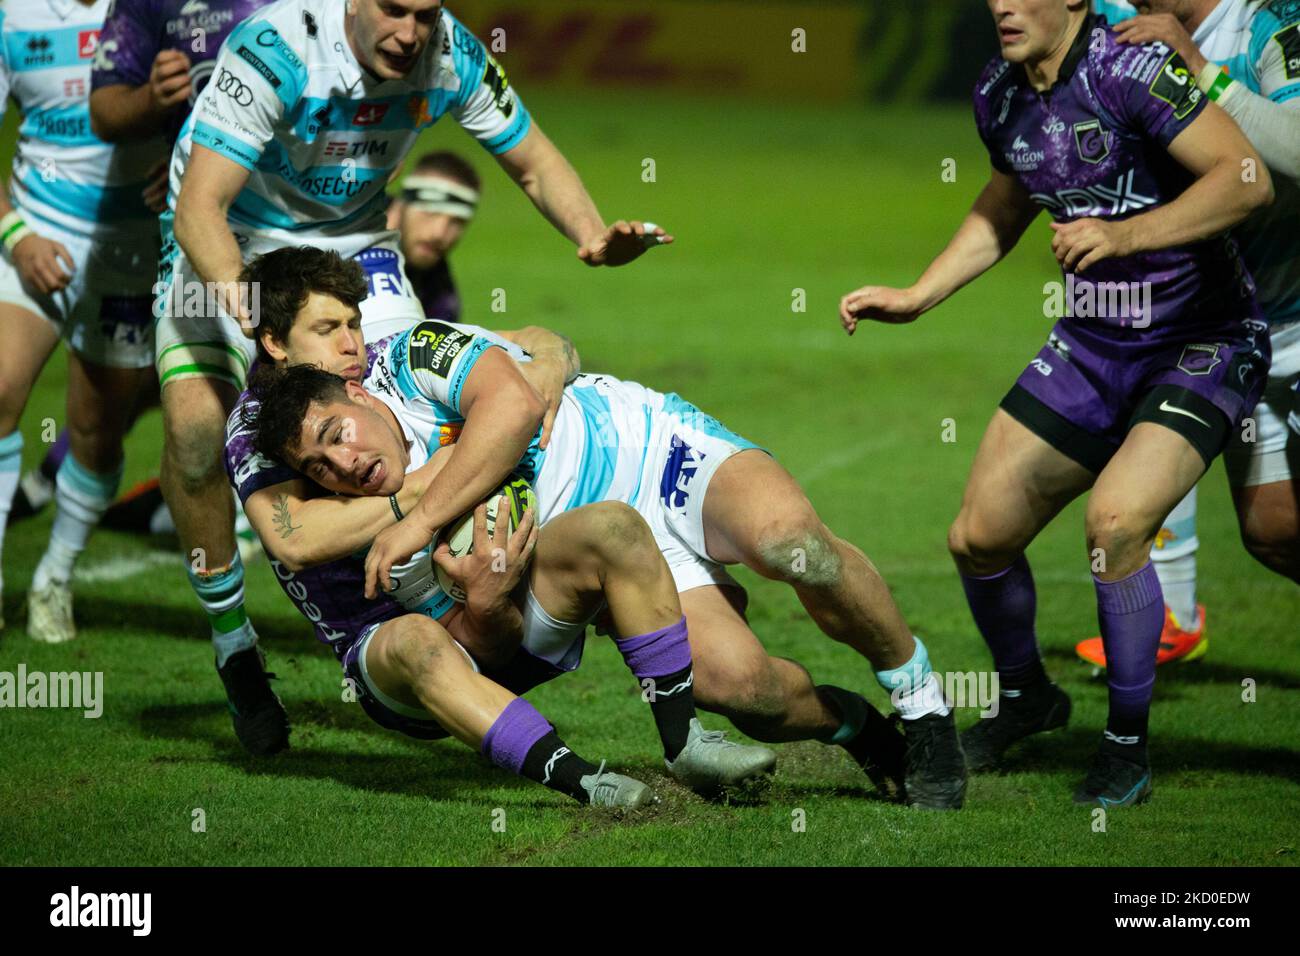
[18,166,152,223]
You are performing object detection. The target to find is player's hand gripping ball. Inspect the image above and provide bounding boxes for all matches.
[433,476,538,603]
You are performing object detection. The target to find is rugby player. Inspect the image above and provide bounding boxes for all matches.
[239,248,961,809]
[386,150,480,321]
[839,0,1273,805]
[0,0,165,641]
[1075,0,1300,669]
[153,0,671,755]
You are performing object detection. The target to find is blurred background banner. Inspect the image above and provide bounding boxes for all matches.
[452,0,1000,104]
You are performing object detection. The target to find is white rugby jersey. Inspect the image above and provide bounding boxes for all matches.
[1096,0,1300,326]
[165,0,530,258]
[0,0,162,239]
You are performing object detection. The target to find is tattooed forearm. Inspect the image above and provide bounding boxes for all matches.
[272,493,302,540]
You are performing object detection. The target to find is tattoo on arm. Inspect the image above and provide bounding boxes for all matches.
[272,493,302,540]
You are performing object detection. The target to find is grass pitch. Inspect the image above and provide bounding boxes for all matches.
[0,89,1296,866]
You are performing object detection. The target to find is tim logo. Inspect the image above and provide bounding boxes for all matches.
[353,103,389,126]
[64,78,86,97]
[323,140,348,157]
[660,436,706,514]
[78,30,101,58]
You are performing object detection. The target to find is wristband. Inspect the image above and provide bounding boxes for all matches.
[1196,63,1234,102]
[389,494,404,522]
[1,211,32,253]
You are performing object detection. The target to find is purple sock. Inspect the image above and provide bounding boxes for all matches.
[481,698,552,774]
[615,617,696,760]
[41,430,71,481]
[614,616,692,680]
[1094,563,1163,748]
[959,555,1045,689]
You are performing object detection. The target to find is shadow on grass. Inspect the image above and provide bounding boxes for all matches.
[961,724,1300,783]
[56,594,316,648]
[1042,646,1300,690]
[136,698,541,804]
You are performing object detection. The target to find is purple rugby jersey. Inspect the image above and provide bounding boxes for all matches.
[223,357,401,661]
[973,12,1262,339]
[92,0,270,145]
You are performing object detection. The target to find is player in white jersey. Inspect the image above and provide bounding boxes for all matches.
[153,0,671,755]
[1077,0,1300,671]
[0,0,166,641]
[239,248,966,809]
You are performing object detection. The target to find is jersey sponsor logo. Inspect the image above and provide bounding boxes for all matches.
[276,163,367,199]
[78,30,101,59]
[438,423,462,447]
[303,11,319,38]
[996,86,1015,126]
[1148,53,1202,120]
[1012,135,1030,150]
[660,436,707,514]
[63,78,86,97]
[357,248,411,298]
[35,113,90,141]
[452,22,486,72]
[236,45,281,89]
[1176,343,1223,376]
[1031,168,1157,218]
[1004,137,1046,172]
[255,26,304,71]
[482,55,517,117]
[408,94,435,127]
[166,6,234,36]
[1041,118,1065,135]
[215,68,254,106]
[269,561,348,645]
[1073,119,1111,165]
[323,138,388,158]
[979,59,1012,96]
[1274,24,1300,80]
[353,103,390,126]
[409,322,472,377]
[22,35,55,67]
[91,38,118,73]
[306,104,333,136]
[1157,400,1211,429]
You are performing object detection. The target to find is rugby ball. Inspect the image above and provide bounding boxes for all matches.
[433,476,538,603]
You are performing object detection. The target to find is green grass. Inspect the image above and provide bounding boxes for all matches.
[0,89,1296,866]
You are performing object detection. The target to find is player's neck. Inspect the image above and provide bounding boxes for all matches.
[1023,10,1088,92]
[1183,0,1222,36]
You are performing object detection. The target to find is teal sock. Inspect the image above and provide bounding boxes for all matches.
[0,431,24,578]
[33,454,123,590]
[187,552,257,667]
[874,637,949,719]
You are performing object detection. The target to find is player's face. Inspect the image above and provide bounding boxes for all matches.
[265,293,367,381]
[987,0,1081,64]
[400,198,469,270]
[292,385,409,496]
[349,0,443,79]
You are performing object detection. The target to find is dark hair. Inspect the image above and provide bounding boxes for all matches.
[412,150,481,192]
[240,247,368,364]
[247,363,351,465]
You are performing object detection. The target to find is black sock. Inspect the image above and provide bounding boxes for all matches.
[818,685,905,777]
[647,665,696,761]
[520,730,600,803]
[1001,655,1049,695]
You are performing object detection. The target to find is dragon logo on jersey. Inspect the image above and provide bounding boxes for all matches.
[1073,119,1110,165]
[1274,23,1300,80]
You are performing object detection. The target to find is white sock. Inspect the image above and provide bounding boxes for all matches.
[1152,487,1198,628]
[0,430,24,591]
[32,455,122,590]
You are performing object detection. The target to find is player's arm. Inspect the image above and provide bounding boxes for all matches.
[840,170,1039,332]
[89,0,191,141]
[493,325,580,449]
[174,146,252,324]
[243,462,440,572]
[364,343,546,597]
[1051,104,1273,273]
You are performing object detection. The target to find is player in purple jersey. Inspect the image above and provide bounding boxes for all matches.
[838,0,1274,806]
[89,0,271,146]
[387,150,479,322]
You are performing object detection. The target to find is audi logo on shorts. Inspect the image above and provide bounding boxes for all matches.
[216,68,253,106]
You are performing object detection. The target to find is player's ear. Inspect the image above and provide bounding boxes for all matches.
[260,328,289,365]
[343,380,369,405]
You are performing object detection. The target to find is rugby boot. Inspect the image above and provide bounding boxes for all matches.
[902,710,967,809]
[28,581,76,644]
[665,718,777,793]
[1073,743,1152,807]
[580,761,656,808]
[961,682,1071,772]
[217,647,290,756]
